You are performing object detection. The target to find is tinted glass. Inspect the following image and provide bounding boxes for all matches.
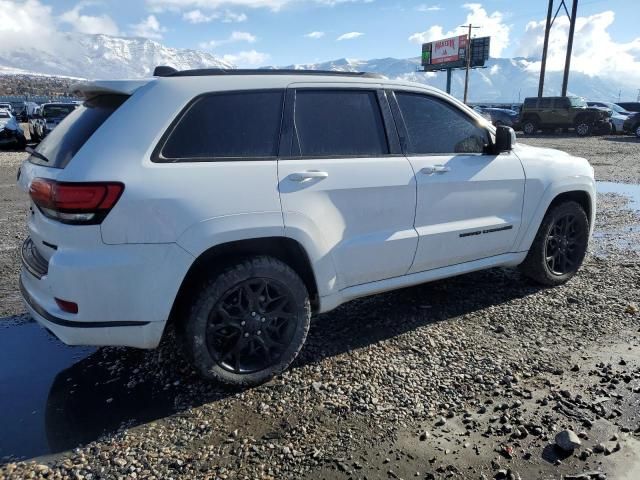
[395,92,489,154]
[539,98,553,108]
[293,90,388,157]
[524,98,537,108]
[42,105,76,118]
[30,95,127,169]
[161,91,284,160]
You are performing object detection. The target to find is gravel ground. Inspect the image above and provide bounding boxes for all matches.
[0,135,639,480]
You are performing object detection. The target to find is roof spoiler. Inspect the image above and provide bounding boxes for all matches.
[153,66,178,77]
[71,79,153,99]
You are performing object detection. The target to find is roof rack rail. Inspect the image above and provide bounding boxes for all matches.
[153,67,384,79]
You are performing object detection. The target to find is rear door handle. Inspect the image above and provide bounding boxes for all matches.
[420,165,450,175]
[289,171,329,182]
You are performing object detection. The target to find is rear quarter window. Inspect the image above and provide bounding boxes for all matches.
[30,95,128,169]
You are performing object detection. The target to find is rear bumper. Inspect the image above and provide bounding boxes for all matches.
[18,239,194,349]
[20,273,164,348]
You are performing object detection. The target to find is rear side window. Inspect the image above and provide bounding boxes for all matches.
[395,92,489,154]
[31,95,127,169]
[159,90,284,160]
[293,90,389,157]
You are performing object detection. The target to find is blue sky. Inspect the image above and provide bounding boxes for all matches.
[6,0,639,69]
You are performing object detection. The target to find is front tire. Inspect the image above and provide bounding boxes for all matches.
[519,201,589,286]
[183,256,311,386]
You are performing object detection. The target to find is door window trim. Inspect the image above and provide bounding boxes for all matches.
[388,89,494,157]
[278,87,402,160]
[151,88,286,163]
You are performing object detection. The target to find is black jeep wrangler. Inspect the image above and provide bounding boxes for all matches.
[520,96,612,137]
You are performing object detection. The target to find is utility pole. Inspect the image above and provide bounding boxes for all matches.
[460,23,480,104]
[538,0,554,97]
[561,0,579,96]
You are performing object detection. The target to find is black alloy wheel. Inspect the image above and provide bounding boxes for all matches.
[206,278,297,374]
[544,213,586,276]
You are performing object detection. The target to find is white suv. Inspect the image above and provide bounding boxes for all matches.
[18,69,595,386]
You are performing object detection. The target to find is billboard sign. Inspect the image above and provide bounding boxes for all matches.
[421,36,490,71]
[432,35,467,65]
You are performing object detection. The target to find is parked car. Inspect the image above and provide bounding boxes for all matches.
[616,102,640,113]
[471,106,492,122]
[623,112,640,137]
[29,103,77,141]
[520,96,611,136]
[0,109,26,149]
[586,103,627,134]
[0,102,14,114]
[18,69,596,386]
[481,107,521,130]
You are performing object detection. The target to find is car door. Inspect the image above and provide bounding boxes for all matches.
[389,89,525,273]
[552,97,571,126]
[277,85,418,289]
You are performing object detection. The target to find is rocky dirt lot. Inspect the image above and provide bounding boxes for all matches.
[0,134,639,480]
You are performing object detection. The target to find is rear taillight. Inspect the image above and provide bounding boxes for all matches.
[29,178,124,224]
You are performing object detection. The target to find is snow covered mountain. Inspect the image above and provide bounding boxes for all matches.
[273,57,632,103]
[0,33,232,80]
[0,30,631,102]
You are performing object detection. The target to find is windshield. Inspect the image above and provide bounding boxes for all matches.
[30,95,128,168]
[607,103,628,113]
[569,97,587,108]
[42,105,76,118]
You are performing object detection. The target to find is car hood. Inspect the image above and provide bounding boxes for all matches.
[515,142,572,159]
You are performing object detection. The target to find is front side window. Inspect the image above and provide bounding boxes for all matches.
[293,89,389,157]
[395,92,489,154]
[161,90,284,160]
[569,97,587,108]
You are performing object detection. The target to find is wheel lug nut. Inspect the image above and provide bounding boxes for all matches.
[261,317,266,323]
[244,332,249,337]
[257,330,261,335]
[240,321,246,326]
[251,312,256,317]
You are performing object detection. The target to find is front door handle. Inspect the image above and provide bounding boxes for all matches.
[420,165,450,175]
[289,170,329,182]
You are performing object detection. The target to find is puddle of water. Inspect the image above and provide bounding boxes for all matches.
[597,181,640,212]
[0,317,95,461]
[0,317,198,463]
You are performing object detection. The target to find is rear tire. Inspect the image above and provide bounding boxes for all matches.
[575,121,592,137]
[519,201,589,286]
[635,125,640,138]
[182,256,311,386]
[522,119,538,135]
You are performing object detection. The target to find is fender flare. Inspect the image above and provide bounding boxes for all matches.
[513,177,596,253]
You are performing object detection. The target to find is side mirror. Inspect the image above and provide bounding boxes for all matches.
[495,125,516,153]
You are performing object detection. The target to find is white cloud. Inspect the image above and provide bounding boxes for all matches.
[305,31,325,39]
[182,8,246,22]
[60,2,120,36]
[409,3,510,57]
[517,10,640,87]
[222,49,270,66]
[130,15,167,39]
[199,30,257,49]
[416,4,442,12]
[337,31,364,41]
[148,0,290,12]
